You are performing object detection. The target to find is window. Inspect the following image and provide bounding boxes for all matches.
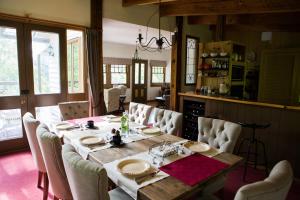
[67,29,84,93]
[151,66,165,86]
[103,62,130,88]
[185,36,199,85]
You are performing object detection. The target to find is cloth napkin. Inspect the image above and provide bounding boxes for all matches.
[159,153,229,186]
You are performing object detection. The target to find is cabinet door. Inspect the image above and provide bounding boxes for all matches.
[258,49,299,105]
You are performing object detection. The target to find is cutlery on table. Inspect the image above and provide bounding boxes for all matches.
[134,170,160,185]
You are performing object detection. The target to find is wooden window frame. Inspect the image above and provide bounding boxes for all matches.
[150,65,166,87]
[103,64,130,89]
[185,35,199,85]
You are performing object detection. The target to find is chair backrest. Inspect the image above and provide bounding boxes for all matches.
[117,85,127,95]
[36,124,72,200]
[128,102,152,125]
[22,112,46,172]
[58,101,89,120]
[234,160,293,200]
[153,108,182,136]
[103,88,121,113]
[62,144,109,200]
[198,117,241,153]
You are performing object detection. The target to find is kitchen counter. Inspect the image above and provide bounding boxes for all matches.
[178,92,300,111]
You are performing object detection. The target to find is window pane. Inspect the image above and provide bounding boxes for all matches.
[135,63,139,84]
[151,66,165,84]
[111,65,127,85]
[103,64,106,84]
[35,106,61,126]
[0,26,20,96]
[67,30,84,93]
[32,31,60,94]
[140,63,145,84]
[0,109,22,141]
[185,37,198,84]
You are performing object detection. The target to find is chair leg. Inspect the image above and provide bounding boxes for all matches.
[37,171,43,189]
[243,140,252,182]
[236,138,248,155]
[258,140,269,176]
[254,139,258,169]
[43,173,49,200]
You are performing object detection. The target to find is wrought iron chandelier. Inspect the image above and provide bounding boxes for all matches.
[137,0,172,52]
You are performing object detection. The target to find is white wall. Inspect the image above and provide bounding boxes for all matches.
[103,42,171,101]
[0,0,175,31]
[0,0,90,26]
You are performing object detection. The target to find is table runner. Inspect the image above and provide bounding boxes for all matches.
[103,140,188,200]
[58,120,161,159]
[159,153,229,186]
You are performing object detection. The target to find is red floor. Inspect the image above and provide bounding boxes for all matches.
[0,151,299,200]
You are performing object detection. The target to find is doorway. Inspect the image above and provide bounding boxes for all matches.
[0,19,67,153]
[132,59,148,103]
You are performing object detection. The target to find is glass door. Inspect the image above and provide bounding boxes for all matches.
[0,20,68,153]
[132,59,147,103]
[0,20,28,152]
[25,25,67,125]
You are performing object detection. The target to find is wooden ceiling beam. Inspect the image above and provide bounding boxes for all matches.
[122,0,176,7]
[188,13,300,25]
[160,0,300,16]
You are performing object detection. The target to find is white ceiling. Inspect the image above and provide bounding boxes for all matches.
[103,18,172,47]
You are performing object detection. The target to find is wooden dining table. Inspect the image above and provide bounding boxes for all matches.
[87,133,243,200]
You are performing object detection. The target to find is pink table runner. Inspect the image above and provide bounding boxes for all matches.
[67,116,104,124]
[159,153,229,186]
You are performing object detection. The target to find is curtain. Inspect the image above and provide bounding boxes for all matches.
[86,28,106,116]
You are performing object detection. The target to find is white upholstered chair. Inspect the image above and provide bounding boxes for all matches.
[201,160,293,200]
[104,87,121,113]
[152,108,182,136]
[58,101,89,120]
[37,124,72,200]
[23,112,48,200]
[234,160,293,200]
[197,117,241,196]
[198,117,242,154]
[115,85,127,96]
[62,144,133,200]
[128,102,152,125]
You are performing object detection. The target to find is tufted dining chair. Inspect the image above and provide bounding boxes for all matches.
[62,144,133,200]
[234,160,293,200]
[37,124,73,200]
[197,117,241,196]
[153,108,182,136]
[128,102,152,125]
[23,112,48,199]
[198,117,242,154]
[200,160,294,200]
[58,101,89,121]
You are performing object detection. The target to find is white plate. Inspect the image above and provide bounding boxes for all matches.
[142,127,161,135]
[117,159,151,177]
[79,136,105,146]
[56,123,74,130]
[184,142,211,153]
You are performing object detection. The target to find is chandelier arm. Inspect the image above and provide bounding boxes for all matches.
[161,36,172,47]
[139,37,158,48]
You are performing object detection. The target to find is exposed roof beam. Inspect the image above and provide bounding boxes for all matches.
[188,13,300,26]
[160,0,300,16]
[122,0,176,7]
